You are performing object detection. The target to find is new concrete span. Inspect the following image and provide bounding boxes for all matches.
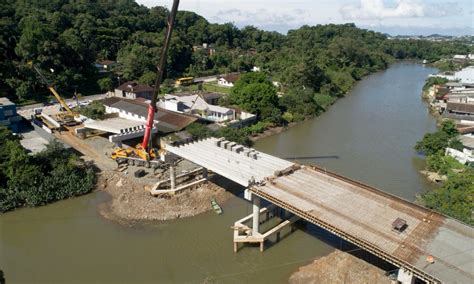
[165,137,474,283]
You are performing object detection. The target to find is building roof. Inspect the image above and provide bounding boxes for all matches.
[447,102,474,114]
[220,74,240,83]
[446,82,464,87]
[171,92,224,101]
[208,104,234,114]
[460,135,474,149]
[100,98,197,133]
[457,124,474,134]
[116,81,154,93]
[0,97,15,106]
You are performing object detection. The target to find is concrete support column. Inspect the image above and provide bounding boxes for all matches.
[397,268,415,284]
[203,168,208,179]
[252,195,261,234]
[170,163,176,190]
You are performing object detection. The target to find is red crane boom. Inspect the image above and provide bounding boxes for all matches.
[142,0,180,151]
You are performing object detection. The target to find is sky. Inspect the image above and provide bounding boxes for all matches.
[136,0,473,36]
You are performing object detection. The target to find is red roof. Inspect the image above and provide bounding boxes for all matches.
[221,74,240,83]
[116,81,154,93]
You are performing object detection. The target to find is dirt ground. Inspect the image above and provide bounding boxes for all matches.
[53,133,235,224]
[97,169,234,225]
[289,250,392,284]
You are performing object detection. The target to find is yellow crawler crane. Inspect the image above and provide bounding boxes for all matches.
[110,0,179,168]
[29,62,80,126]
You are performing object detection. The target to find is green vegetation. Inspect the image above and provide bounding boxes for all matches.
[186,122,254,147]
[202,82,231,94]
[185,122,212,140]
[432,59,470,73]
[97,77,114,92]
[228,72,279,119]
[423,77,448,92]
[415,120,473,225]
[77,101,106,120]
[421,170,474,225]
[0,127,96,212]
[1,1,471,106]
[415,120,461,155]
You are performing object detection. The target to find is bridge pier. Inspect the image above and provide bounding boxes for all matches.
[169,163,176,190]
[252,195,261,234]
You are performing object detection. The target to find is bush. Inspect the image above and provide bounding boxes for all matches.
[0,129,96,212]
[186,123,211,140]
[313,94,336,110]
[215,127,252,147]
[423,77,448,92]
[78,101,106,120]
[421,169,474,225]
[97,77,114,92]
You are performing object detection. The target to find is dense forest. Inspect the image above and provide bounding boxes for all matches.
[1,0,472,104]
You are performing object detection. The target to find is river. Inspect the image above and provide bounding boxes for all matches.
[0,62,437,283]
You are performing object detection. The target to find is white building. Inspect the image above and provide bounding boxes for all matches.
[217,74,240,87]
[430,66,474,84]
[101,97,197,133]
[159,94,236,122]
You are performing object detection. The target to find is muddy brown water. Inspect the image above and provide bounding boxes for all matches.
[0,62,437,283]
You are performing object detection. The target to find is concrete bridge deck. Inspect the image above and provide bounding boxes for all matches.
[165,137,474,283]
[251,166,473,283]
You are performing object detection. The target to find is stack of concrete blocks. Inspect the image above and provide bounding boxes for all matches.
[214,137,258,160]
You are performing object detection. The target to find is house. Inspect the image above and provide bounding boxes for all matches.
[101,97,197,133]
[159,94,235,122]
[445,102,474,116]
[453,55,468,60]
[0,97,22,132]
[433,66,474,84]
[217,74,240,87]
[114,81,154,100]
[94,60,116,73]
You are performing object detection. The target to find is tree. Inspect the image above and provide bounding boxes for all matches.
[186,123,211,140]
[421,169,474,225]
[229,72,278,118]
[139,71,156,86]
[415,131,449,156]
[97,77,113,92]
[0,127,96,212]
[440,120,458,138]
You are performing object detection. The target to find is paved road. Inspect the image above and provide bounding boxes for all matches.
[17,93,108,119]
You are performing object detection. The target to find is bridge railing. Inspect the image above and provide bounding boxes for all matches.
[250,182,441,283]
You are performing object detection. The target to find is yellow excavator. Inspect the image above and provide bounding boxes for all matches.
[29,62,80,127]
[111,0,179,167]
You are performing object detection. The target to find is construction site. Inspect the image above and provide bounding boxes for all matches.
[12,1,234,224]
[6,1,473,283]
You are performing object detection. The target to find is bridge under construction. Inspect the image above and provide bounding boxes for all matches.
[165,137,474,284]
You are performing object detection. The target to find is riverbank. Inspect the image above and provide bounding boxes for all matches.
[97,170,234,225]
[289,250,391,284]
